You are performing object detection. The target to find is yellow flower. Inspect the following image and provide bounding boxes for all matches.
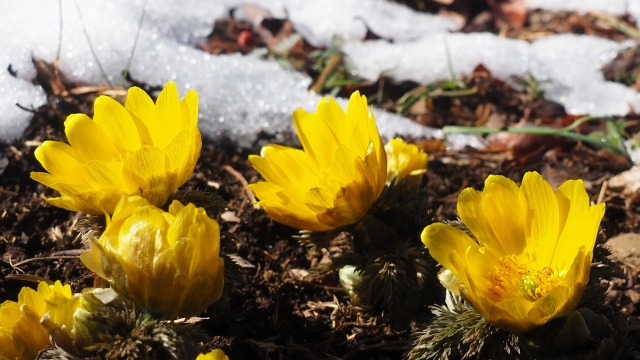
[0,280,81,360]
[19,281,80,333]
[421,171,605,334]
[31,81,201,215]
[384,137,427,183]
[80,195,225,318]
[248,91,387,231]
[196,349,229,360]
[0,301,50,360]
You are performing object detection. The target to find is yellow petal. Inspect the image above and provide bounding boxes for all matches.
[82,161,127,191]
[32,140,83,176]
[79,240,107,279]
[162,128,201,183]
[64,113,121,162]
[154,81,183,148]
[421,223,479,279]
[485,175,526,255]
[124,86,156,146]
[122,147,175,207]
[180,89,199,127]
[458,175,526,257]
[293,98,344,169]
[519,171,559,265]
[347,92,374,154]
[93,95,141,153]
[489,296,534,333]
[249,145,318,189]
[551,180,605,267]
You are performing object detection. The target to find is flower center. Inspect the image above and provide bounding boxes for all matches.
[488,255,561,302]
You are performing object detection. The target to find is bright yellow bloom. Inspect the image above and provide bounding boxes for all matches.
[422,171,605,334]
[31,81,201,215]
[248,91,387,231]
[0,280,81,360]
[19,281,80,333]
[80,195,225,318]
[384,137,427,183]
[0,301,50,360]
[196,349,229,360]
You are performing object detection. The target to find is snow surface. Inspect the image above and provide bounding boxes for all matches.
[527,0,640,22]
[0,0,447,145]
[1,0,639,155]
[344,33,637,116]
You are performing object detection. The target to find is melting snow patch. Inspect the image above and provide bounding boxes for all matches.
[0,0,447,145]
[345,33,639,116]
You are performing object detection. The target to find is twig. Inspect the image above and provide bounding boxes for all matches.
[121,0,149,86]
[10,255,80,269]
[73,0,112,86]
[310,54,342,93]
[597,179,609,205]
[222,164,258,206]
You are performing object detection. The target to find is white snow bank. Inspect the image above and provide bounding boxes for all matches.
[0,0,447,144]
[344,33,639,116]
[527,0,640,23]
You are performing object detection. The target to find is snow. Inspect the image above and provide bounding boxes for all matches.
[0,0,446,145]
[345,33,638,116]
[343,33,529,85]
[527,0,640,23]
[0,0,639,151]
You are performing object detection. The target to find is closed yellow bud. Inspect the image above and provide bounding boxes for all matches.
[80,196,225,318]
[384,137,427,184]
[31,81,201,215]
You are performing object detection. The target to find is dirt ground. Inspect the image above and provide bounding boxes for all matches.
[2,2,640,359]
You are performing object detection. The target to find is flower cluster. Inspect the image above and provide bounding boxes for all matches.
[26,82,226,357]
[248,91,435,324]
[248,91,429,232]
[22,77,616,358]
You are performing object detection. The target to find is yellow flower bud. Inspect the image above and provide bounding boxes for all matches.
[422,171,605,334]
[80,195,225,318]
[384,137,427,184]
[248,91,387,231]
[31,81,202,215]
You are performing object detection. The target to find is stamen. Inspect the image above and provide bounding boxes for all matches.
[488,255,561,302]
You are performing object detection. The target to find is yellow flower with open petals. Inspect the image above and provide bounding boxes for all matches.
[19,281,80,333]
[80,195,224,319]
[31,81,201,215]
[384,137,427,183]
[422,171,605,334]
[0,300,50,360]
[248,91,387,231]
[0,280,81,360]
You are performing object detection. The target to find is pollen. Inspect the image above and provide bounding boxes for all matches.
[488,254,561,302]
